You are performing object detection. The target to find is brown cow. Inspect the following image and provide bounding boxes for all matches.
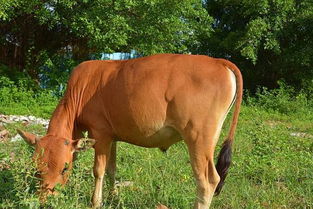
[18,54,242,209]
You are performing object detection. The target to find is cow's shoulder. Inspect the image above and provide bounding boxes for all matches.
[71,60,113,75]
[69,60,121,83]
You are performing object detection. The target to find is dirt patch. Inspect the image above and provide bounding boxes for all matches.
[0,114,49,129]
[290,132,313,139]
[265,120,292,129]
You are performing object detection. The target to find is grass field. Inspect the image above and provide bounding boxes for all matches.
[0,88,313,208]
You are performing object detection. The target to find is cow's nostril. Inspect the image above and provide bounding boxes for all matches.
[35,171,40,178]
[47,188,54,193]
[41,186,55,195]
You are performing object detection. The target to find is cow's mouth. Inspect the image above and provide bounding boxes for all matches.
[38,186,58,203]
[46,187,56,194]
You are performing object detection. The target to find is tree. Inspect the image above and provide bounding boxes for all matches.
[0,0,211,83]
[200,0,313,91]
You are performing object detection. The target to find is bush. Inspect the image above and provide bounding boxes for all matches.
[0,76,58,118]
[246,81,313,117]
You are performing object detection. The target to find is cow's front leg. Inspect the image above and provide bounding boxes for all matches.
[92,138,113,209]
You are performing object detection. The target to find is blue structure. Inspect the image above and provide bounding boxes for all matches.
[101,50,139,60]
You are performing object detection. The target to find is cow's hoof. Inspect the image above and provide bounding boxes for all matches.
[91,198,102,209]
[109,187,118,196]
[156,204,170,209]
[91,204,102,209]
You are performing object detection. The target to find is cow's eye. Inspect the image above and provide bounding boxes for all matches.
[61,167,68,175]
[61,162,70,175]
[35,171,41,178]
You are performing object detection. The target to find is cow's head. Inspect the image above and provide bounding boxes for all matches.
[17,129,95,199]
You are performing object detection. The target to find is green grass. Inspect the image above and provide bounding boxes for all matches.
[0,104,312,209]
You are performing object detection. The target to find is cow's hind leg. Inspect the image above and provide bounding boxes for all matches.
[106,141,117,194]
[183,123,221,209]
[91,132,113,209]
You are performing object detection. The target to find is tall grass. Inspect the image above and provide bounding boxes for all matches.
[246,81,313,120]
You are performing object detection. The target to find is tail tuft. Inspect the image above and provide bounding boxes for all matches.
[215,140,232,195]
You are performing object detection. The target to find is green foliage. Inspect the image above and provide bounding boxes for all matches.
[246,81,313,119]
[0,0,211,83]
[0,139,41,208]
[40,54,77,97]
[202,0,313,90]
[236,0,296,62]
[0,64,27,83]
[0,76,58,118]
[121,0,213,55]
[2,0,312,91]
[0,0,19,20]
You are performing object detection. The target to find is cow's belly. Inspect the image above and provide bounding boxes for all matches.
[116,125,182,150]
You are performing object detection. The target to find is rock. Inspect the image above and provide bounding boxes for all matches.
[290,132,313,139]
[11,134,23,142]
[115,181,134,188]
[21,121,29,126]
[29,115,36,121]
[0,118,12,124]
[0,115,50,142]
[0,129,9,142]
[0,129,9,137]
[20,116,29,121]
[0,114,49,128]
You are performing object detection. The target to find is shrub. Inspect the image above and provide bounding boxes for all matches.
[0,76,58,118]
[246,81,313,117]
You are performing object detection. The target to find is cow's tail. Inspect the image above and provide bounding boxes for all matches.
[214,59,243,195]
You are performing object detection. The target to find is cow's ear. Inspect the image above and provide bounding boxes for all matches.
[17,129,40,145]
[73,138,96,152]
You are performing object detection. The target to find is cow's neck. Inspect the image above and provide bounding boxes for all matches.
[47,97,77,140]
